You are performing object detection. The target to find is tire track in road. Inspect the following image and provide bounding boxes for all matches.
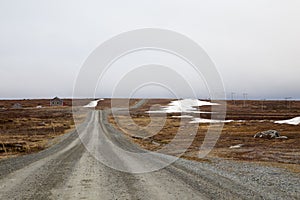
[51,110,207,200]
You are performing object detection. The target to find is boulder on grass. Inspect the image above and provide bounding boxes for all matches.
[254,130,280,139]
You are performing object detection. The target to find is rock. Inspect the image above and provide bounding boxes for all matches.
[254,130,288,139]
[38,122,46,126]
[254,130,280,139]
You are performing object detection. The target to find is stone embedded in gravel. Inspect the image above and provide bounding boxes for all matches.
[254,130,288,139]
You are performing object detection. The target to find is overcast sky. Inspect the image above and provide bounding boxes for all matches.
[0,0,299,99]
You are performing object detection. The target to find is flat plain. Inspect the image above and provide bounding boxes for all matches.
[1,98,299,172]
[0,98,299,199]
[108,99,300,172]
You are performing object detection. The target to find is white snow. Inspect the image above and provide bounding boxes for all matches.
[83,99,104,108]
[146,99,227,124]
[274,117,300,125]
[189,118,233,124]
[146,99,218,114]
[229,144,244,149]
[172,115,193,118]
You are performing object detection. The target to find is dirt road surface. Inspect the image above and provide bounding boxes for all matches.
[0,110,299,200]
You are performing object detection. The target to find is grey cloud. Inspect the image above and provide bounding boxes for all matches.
[0,0,299,99]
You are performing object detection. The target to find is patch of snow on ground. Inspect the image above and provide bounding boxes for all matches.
[274,117,300,125]
[190,118,233,124]
[83,99,103,108]
[172,115,193,118]
[146,99,218,114]
[229,144,244,149]
[145,99,231,124]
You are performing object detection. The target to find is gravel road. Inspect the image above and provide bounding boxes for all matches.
[0,110,299,200]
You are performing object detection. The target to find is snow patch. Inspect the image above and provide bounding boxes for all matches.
[274,117,300,125]
[190,118,233,124]
[229,144,244,149]
[83,99,103,108]
[146,99,218,114]
[172,115,193,119]
[146,99,228,124]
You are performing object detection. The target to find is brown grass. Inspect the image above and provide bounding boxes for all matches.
[0,98,140,159]
[2,98,299,173]
[0,100,79,159]
[108,99,300,172]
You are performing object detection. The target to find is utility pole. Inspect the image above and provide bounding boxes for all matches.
[284,97,292,110]
[261,99,266,111]
[231,92,235,105]
[243,93,248,107]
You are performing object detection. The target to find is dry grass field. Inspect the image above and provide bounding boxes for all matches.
[0,107,73,159]
[0,98,141,159]
[1,98,299,173]
[0,98,93,159]
[109,99,300,172]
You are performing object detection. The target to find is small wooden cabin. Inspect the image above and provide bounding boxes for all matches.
[50,97,64,106]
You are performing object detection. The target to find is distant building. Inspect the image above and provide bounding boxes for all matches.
[50,97,64,106]
[12,103,22,109]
